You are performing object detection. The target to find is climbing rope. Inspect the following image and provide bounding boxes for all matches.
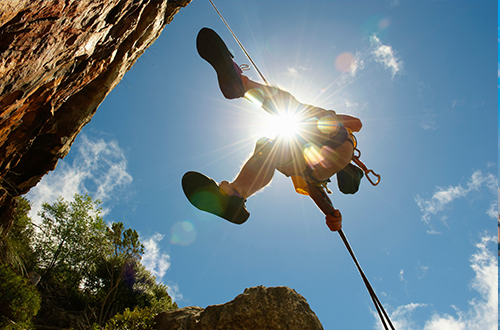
[338,230,395,330]
[307,182,395,330]
[208,0,270,85]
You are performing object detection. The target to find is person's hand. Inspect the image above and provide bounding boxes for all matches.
[326,209,342,231]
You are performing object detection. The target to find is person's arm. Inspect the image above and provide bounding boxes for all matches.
[336,114,362,132]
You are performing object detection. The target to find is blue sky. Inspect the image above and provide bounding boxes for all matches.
[27,1,497,329]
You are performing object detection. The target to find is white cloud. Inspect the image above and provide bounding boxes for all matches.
[416,263,430,279]
[374,303,428,330]
[399,269,404,281]
[166,282,184,303]
[141,233,184,303]
[27,134,133,223]
[370,35,403,78]
[424,235,498,330]
[349,52,365,77]
[142,233,171,281]
[374,235,498,330]
[286,67,300,78]
[486,200,497,218]
[415,170,497,231]
[337,35,402,89]
[285,66,308,79]
[419,110,438,130]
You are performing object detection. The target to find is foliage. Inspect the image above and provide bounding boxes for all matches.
[30,194,176,328]
[95,297,177,330]
[0,263,41,329]
[0,193,176,329]
[34,194,108,288]
[0,197,36,275]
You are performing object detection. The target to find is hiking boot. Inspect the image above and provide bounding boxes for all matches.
[182,171,250,224]
[196,27,246,99]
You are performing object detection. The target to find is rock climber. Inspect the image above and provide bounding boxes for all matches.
[182,28,362,230]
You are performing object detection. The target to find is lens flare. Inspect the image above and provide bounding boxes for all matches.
[335,52,355,73]
[245,88,266,107]
[303,143,324,166]
[317,115,340,135]
[170,221,196,246]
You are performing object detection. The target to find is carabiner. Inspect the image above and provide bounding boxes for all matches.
[366,169,381,186]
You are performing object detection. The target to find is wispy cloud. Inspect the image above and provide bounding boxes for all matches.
[337,35,402,88]
[27,134,133,223]
[142,233,183,302]
[374,235,498,330]
[166,282,184,303]
[373,303,428,330]
[399,269,404,281]
[349,52,365,77]
[370,35,403,78]
[285,66,308,79]
[419,110,438,130]
[142,233,171,281]
[416,263,430,279]
[415,170,497,233]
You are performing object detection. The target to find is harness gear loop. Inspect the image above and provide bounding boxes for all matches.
[352,148,381,186]
[239,63,251,71]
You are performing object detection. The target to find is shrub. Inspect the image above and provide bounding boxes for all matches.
[0,263,41,329]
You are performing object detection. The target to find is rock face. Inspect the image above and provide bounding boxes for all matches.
[0,0,191,228]
[155,286,325,330]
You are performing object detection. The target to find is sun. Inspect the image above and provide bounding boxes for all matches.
[262,112,302,139]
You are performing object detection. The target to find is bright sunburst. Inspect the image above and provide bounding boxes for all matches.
[262,112,302,139]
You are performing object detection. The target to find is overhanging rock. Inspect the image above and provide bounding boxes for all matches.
[0,0,191,227]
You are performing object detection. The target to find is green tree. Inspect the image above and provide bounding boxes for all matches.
[34,194,108,288]
[0,263,41,329]
[98,297,176,330]
[32,194,176,328]
[0,197,36,275]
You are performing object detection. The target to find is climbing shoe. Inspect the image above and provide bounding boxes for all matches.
[196,27,246,99]
[182,171,250,224]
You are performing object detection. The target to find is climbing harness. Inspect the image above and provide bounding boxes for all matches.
[207,2,393,329]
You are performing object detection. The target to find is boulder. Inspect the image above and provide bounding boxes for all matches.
[155,286,324,330]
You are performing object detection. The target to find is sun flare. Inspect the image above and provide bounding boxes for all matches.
[263,112,302,139]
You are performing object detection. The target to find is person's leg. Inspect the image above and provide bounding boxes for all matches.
[220,136,308,199]
[220,138,279,199]
[241,76,305,116]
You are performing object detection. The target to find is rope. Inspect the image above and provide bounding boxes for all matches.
[306,182,395,330]
[208,0,270,85]
[338,229,395,330]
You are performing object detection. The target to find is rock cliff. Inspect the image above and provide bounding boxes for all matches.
[155,286,325,330]
[0,0,191,228]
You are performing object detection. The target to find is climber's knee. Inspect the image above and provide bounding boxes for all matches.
[253,137,275,157]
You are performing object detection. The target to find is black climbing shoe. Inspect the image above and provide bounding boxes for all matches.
[196,27,246,99]
[182,171,249,224]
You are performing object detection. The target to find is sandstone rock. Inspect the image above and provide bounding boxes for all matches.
[0,0,191,227]
[155,286,324,330]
